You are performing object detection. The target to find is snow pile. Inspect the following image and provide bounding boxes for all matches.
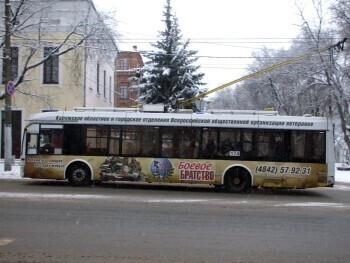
[0,162,350,183]
[335,164,350,183]
[0,163,22,180]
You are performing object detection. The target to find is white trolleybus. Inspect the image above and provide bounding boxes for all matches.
[21,106,335,193]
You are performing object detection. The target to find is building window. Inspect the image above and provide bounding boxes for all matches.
[120,85,127,99]
[2,47,19,84]
[120,60,127,70]
[109,76,112,102]
[103,70,106,98]
[96,63,100,94]
[43,47,59,84]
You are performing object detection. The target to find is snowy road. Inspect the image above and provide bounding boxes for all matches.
[1,179,350,263]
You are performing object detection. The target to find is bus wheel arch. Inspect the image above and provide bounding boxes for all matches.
[223,165,252,193]
[65,160,93,186]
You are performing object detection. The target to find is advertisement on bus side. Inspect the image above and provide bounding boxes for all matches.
[24,155,327,187]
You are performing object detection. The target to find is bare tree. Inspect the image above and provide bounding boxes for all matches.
[210,86,238,109]
[296,0,350,154]
[231,1,343,116]
[0,0,118,99]
[209,0,349,160]
[0,0,118,170]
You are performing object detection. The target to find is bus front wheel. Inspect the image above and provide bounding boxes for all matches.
[224,167,251,193]
[67,163,92,186]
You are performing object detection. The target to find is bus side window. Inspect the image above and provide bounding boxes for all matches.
[219,138,234,156]
[177,128,198,158]
[291,132,305,161]
[140,127,160,157]
[268,132,284,161]
[27,134,38,155]
[39,129,63,155]
[39,130,53,154]
[307,132,326,163]
[242,131,253,158]
[64,125,83,155]
[218,129,241,157]
[85,126,108,156]
[256,131,269,159]
[204,139,216,157]
[189,128,199,158]
[123,141,137,155]
[51,130,63,154]
[109,127,120,155]
[122,127,140,156]
[202,128,218,158]
[161,130,173,157]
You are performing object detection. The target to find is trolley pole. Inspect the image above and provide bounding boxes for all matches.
[3,0,12,171]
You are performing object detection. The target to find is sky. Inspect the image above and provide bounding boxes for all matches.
[93,0,330,92]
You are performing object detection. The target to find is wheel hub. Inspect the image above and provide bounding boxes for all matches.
[73,169,86,182]
[233,177,241,185]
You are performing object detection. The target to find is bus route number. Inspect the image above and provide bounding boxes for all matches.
[256,165,312,175]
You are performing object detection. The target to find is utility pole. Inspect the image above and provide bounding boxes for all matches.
[4,0,12,171]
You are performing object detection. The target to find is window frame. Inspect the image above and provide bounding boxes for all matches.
[109,76,112,103]
[120,60,127,70]
[120,85,128,100]
[96,63,100,94]
[43,47,59,84]
[103,70,107,99]
[2,46,19,84]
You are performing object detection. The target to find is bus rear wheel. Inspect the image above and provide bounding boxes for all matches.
[224,167,251,193]
[67,162,92,186]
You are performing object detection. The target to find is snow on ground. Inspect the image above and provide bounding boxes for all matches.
[334,164,350,183]
[0,161,350,183]
[0,163,22,180]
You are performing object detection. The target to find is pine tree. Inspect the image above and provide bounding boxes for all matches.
[139,0,205,110]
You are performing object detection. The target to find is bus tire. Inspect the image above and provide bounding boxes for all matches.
[224,167,251,193]
[67,162,92,186]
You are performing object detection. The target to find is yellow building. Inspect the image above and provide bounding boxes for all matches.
[0,0,118,158]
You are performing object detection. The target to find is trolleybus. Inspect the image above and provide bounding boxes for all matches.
[20,106,335,192]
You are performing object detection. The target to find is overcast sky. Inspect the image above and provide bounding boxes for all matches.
[93,0,325,91]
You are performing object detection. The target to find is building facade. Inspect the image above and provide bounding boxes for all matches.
[0,0,118,158]
[115,46,144,107]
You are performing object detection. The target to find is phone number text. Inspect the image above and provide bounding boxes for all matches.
[255,165,312,175]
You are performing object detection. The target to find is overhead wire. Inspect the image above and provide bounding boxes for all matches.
[8,34,346,92]
[180,38,348,106]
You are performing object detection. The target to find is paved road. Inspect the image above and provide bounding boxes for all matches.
[1,179,350,263]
